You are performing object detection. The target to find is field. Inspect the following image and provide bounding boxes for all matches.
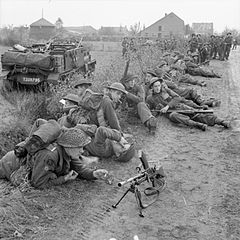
[0,45,240,240]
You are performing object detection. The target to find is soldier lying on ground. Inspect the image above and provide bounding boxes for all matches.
[157,59,207,87]
[120,74,158,134]
[183,56,221,78]
[144,71,210,110]
[146,77,231,131]
[144,70,221,108]
[0,119,109,189]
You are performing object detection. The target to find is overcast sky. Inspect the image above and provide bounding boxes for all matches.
[0,0,239,33]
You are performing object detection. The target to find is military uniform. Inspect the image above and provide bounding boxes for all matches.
[209,36,217,59]
[216,36,225,60]
[0,121,96,189]
[185,60,220,78]
[121,76,156,130]
[146,79,229,131]
[223,34,233,60]
[189,35,198,53]
[163,80,219,107]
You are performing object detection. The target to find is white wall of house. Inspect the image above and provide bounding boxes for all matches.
[140,13,185,39]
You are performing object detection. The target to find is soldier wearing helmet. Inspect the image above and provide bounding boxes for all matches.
[0,119,110,189]
[145,69,219,108]
[120,74,158,134]
[87,82,127,132]
[60,93,80,113]
[223,32,233,60]
[58,93,88,128]
[146,78,231,131]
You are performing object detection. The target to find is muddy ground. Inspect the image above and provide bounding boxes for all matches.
[0,48,240,240]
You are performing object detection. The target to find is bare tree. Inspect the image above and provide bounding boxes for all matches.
[129,22,143,36]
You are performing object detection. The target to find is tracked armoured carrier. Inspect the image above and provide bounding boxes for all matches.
[0,39,96,90]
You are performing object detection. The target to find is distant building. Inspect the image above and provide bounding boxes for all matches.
[65,26,98,37]
[139,12,185,39]
[192,23,213,35]
[30,18,55,40]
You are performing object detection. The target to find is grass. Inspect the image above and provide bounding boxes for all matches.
[0,44,182,239]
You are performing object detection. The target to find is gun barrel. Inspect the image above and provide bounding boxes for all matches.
[118,173,146,187]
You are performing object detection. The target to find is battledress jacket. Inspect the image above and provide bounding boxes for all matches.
[0,144,95,189]
[125,84,145,107]
[146,86,180,110]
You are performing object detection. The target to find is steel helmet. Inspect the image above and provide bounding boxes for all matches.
[106,82,126,94]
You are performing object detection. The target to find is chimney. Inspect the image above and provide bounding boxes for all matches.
[165,13,168,17]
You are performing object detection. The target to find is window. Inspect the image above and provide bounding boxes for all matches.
[158,26,162,31]
[145,33,148,36]
[158,33,162,38]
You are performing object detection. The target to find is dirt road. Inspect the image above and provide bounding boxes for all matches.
[84,49,240,240]
[0,48,240,240]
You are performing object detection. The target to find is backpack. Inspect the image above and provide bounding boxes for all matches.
[79,89,104,111]
[14,119,61,158]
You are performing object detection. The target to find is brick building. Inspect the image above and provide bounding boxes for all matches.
[192,23,214,35]
[139,12,185,39]
[30,18,55,41]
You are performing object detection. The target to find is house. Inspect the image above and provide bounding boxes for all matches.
[192,23,214,35]
[30,18,55,40]
[139,12,185,39]
[65,26,98,37]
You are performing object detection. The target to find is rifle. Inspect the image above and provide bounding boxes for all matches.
[151,109,214,115]
[112,150,166,217]
[122,58,130,79]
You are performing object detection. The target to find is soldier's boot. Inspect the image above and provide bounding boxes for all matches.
[145,116,158,134]
[188,120,207,131]
[215,118,231,128]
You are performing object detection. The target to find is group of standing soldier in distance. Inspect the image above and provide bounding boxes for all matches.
[122,32,237,64]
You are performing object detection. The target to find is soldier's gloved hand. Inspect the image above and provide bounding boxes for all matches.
[64,170,78,181]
